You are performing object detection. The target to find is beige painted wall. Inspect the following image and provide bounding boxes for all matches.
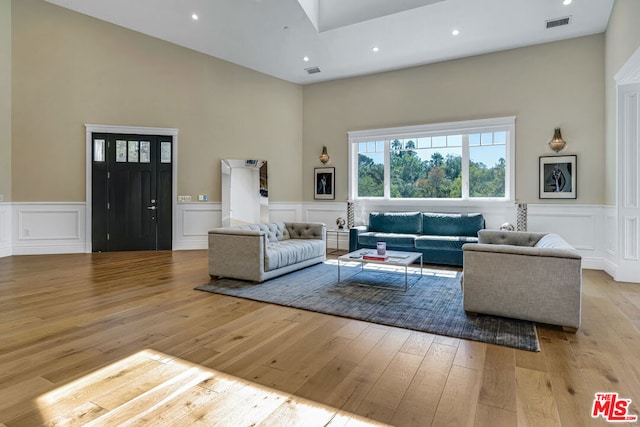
[604,0,640,205]
[0,0,10,201]
[303,35,605,204]
[11,0,303,202]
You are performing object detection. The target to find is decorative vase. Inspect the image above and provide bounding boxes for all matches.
[346,201,354,228]
[516,203,527,231]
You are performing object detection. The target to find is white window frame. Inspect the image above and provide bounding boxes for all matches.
[347,116,516,203]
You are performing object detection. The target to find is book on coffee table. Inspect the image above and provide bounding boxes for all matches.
[362,254,389,261]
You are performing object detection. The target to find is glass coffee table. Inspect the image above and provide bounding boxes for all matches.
[337,249,423,291]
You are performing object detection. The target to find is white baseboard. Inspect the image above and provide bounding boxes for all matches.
[12,243,88,255]
[603,257,618,278]
[0,247,10,258]
[173,241,208,251]
[582,256,604,271]
[614,269,640,283]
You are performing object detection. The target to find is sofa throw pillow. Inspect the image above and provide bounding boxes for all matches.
[422,213,484,237]
[369,212,422,234]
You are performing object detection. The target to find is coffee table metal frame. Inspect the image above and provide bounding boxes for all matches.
[337,249,423,291]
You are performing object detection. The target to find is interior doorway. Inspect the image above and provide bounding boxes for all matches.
[615,82,640,282]
[613,46,640,283]
[85,125,178,253]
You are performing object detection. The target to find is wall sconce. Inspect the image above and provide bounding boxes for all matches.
[319,146,330,164]
[548,128,567,153]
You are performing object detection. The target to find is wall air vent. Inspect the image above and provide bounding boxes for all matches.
[546,16,571,29]
[305,66,321,74]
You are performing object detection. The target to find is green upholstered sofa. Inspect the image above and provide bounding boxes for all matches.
[348,212,485,266]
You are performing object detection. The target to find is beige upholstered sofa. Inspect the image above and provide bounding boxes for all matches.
[208,221,326,283]
[462,230,582,331]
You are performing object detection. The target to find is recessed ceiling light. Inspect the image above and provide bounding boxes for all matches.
[303,56,310,62]
[191,13,199,20]
[563,0,572,5]
[452,28,460,36]
[372,46,380,53]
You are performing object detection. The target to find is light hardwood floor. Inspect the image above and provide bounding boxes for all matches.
[0,251,638,426]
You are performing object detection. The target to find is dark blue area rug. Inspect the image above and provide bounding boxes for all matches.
[195,261,540,352]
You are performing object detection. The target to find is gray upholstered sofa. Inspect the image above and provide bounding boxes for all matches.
[349,212,485,266]
[462,230,582,331]
[208,221,326,283]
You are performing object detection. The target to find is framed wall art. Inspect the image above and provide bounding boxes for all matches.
[539,155,576,199]
[314,167,335,200]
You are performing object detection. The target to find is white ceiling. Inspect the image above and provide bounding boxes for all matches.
[44,0,615,85]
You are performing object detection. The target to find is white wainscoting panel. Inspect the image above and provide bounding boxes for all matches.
[301,202,347,249]
[623,216,638,260]
[603,206,618,278]
[269,203,303,223]
[174,202,343,250]
[12,203,86,255]
[527,204,605,270]
[302,202,346,225]
[0,203,11,257]
[605,207,617,257]
[0,201,609,274]
[174,202,221,250]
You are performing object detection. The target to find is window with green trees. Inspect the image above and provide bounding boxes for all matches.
[349,117,514,201]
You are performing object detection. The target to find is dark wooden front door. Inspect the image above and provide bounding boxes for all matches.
[91,133,172,252]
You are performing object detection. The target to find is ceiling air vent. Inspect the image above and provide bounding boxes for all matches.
[305,66,321,74]
[546,16,571,29]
